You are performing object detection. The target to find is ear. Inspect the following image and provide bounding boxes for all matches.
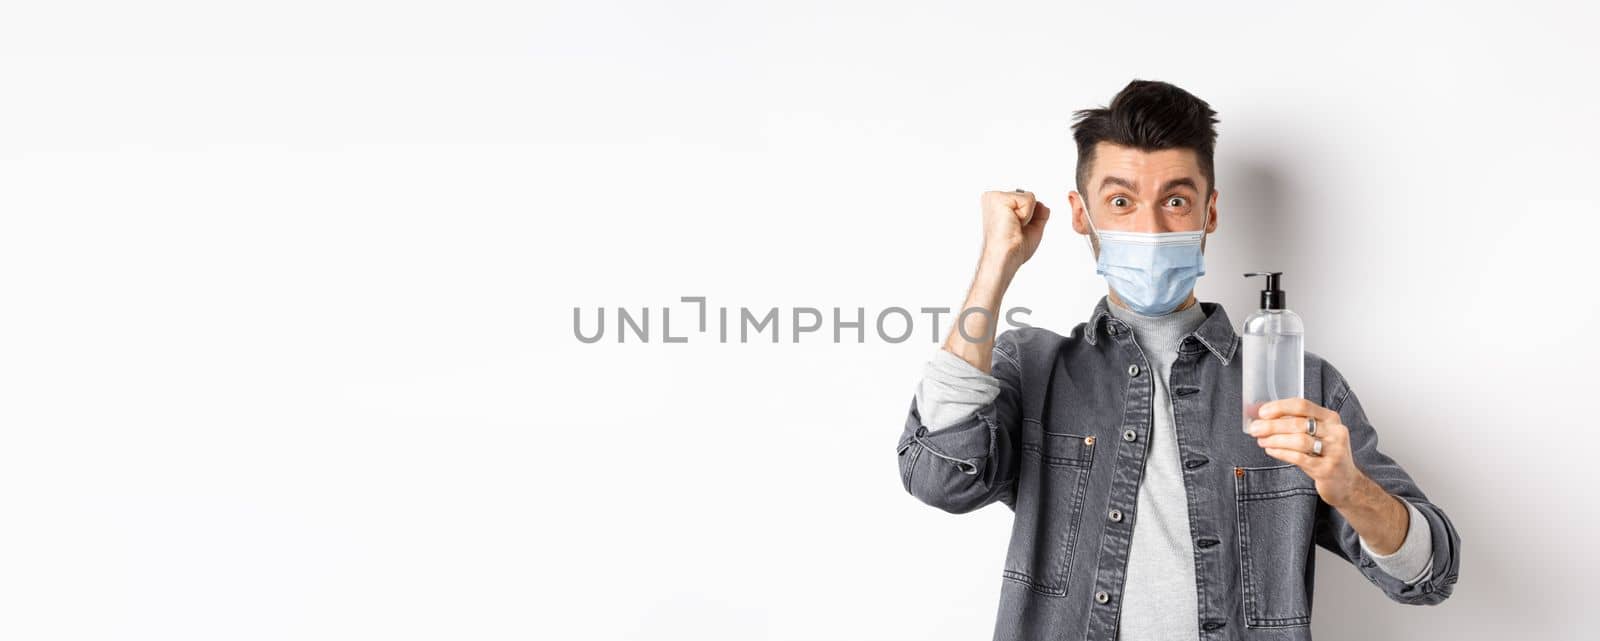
[1070,190,1100,257]
[1205,188,1219,233]
[1068,190,1089,235]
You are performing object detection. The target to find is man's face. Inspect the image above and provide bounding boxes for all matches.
[1070,141,1219,255]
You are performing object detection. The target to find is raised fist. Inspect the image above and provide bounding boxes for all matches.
[980,189,1051,272]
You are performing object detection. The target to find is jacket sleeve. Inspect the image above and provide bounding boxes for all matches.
[1312,361,1462,605]
[894,331,1025,514]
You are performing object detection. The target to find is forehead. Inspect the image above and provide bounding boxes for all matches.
[1089,142,1205,192]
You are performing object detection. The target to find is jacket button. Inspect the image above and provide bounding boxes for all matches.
[1127,364,1140,377]
[1094,591,1110,604]
[1109,509,1123,522]
[1122,429,1137,442]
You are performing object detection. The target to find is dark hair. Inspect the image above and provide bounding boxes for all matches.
[1071,79,1219,197]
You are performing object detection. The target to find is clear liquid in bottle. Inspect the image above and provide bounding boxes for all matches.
[1241,310,1304,432]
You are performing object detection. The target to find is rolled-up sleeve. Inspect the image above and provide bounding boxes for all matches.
[1312,362,1462,605]
[1359,497,1435,585]
[894,332,1025,514]
[915,347,1002,431]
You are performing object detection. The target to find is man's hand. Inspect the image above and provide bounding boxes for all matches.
[1247,397,1365,508]
[980,189,1051,276]
[1249,397,1413,555]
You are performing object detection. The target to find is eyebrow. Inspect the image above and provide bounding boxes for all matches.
[1098,176,1200,194]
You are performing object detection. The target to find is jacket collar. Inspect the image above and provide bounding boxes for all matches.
[1083,294,1239,365]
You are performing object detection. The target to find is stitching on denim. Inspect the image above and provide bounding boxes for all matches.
[1020,442,1094,468]
[1235,471,1256,624]
[904,443,921,488]
[1001,438,1093,599]
[976,409,1000,434]
[1191,329,1238,366]
[1238,487,1320,501]
[1327,368,1353,413]
[913,434,971,466]
[1236,467,1313,627]
[1238,462,1298,471]
[1084,307,1108,345]
[994,342,1022,370]
[1054,446,1093,591]
[1000,479,1017,510]
[1249,615,1311,626]
[912,421,983,475]
[1018,430,1094,467]
[1001,570,1068,597]
[973,410,999,473]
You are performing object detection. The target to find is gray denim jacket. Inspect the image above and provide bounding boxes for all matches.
[894,296,1461,640]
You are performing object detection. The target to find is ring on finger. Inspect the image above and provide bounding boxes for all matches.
[1310,437,1324,457]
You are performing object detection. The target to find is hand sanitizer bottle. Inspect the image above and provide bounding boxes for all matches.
[1241,272,1304,432]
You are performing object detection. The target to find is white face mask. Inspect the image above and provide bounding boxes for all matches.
[1082,203,1209,316]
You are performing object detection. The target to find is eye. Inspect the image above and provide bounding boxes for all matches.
[1166,196,1188,208]
[1111,196,1130,208]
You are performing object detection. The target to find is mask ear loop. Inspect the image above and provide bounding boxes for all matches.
[1079,196,1100,260]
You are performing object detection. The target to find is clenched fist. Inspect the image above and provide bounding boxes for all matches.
[980,189,1051,275]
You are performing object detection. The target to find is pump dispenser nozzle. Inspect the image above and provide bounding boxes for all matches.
[1243,271,1286,310]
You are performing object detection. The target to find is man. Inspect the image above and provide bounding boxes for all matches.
[893,80,1461,640]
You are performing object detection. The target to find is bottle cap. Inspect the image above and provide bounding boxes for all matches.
[1243,272,1286,310]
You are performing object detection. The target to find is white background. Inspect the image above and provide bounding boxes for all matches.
[2,1,1597,639]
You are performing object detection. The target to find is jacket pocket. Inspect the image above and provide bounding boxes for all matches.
[1001,426,1096,597]
[1234,463,1318,628]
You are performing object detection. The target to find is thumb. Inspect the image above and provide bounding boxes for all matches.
[1027,202,1052,229]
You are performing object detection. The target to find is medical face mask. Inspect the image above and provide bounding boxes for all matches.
[1082,204,1209,316]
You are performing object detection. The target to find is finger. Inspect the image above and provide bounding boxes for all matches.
[1325,420,1348,445]
[1255,432,1316,453]
[1026,202,1052,229]
[1012,192,1037,224]
[1263,447,1312,469]
[1247,416,1319,436]
[1259,397,1340,424]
